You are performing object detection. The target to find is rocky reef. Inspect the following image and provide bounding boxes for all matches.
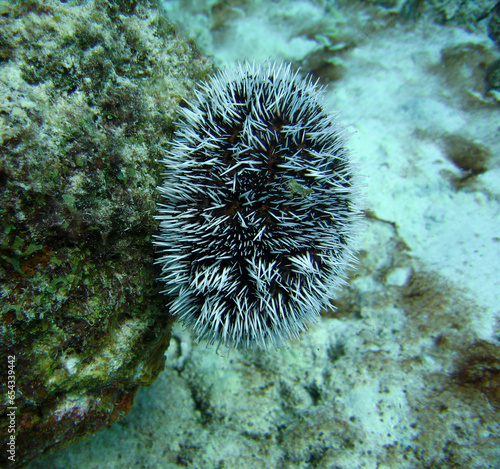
[30,1,499,468]
[0,1,212,466]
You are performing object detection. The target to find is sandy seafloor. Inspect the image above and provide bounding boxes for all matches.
[31,1,500,468]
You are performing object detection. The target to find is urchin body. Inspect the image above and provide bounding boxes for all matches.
[155,62,361,349]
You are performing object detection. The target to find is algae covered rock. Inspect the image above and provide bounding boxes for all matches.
[400,0,498,25]
[0,0,212,466]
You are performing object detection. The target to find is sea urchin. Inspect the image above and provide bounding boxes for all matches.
[155,62,361,349]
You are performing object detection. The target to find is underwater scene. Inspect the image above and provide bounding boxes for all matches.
[0,0,499,468]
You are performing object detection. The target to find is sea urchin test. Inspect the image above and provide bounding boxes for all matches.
[155,62,362,349]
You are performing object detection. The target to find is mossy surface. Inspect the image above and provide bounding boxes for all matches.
[0,0,213,466]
